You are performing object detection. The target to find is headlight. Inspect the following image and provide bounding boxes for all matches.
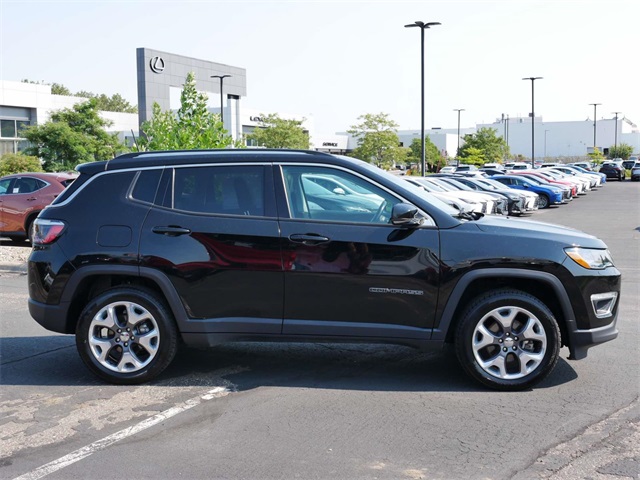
[565,247,614,269]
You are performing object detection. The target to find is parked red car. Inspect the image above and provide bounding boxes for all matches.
[0,172,77,242]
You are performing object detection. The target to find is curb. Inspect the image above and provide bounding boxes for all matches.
[0,263,28,274]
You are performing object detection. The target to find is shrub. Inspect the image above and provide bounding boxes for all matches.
[0,153,44,176]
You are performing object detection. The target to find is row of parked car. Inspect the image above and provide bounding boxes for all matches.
[410,162,613,216]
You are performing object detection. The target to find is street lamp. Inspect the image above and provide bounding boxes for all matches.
[454,108,464,167]
[522,77,543,168]
[589,103,601,154]
[211,74,232,125]
[612,111,621,151]
[405,20,441,176]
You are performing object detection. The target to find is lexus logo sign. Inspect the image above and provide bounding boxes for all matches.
[149,56,165,74]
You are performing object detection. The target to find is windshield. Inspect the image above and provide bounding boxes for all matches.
[439,178,474,191]
[519,175,544,185]
[355,161,459,216]
[400,178,459,215]
[473,178,502,190]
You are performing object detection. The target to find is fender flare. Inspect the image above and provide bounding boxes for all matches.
[60,265,190,327]
[432,268,577,342]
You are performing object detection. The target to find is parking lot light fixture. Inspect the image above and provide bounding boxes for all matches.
[454,109,464,167]
[612,111,621,150]
[589,103,601,154]
[405,20,441,176]
[211,74,232,125]
[522,77,543,168]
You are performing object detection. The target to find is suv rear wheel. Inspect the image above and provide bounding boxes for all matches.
[76,287,178,384]
[455,289,560,390]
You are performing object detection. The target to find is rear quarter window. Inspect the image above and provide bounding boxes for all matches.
[131,169,163,204]
[51,174,91,205]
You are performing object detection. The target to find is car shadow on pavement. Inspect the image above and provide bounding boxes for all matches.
[0,337,578,391]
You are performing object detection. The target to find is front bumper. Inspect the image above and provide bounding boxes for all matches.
[567,319,618,360]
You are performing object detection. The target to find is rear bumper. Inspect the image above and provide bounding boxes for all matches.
[28,298,72,334]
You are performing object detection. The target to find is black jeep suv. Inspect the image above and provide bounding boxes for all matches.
[28,150,621,390]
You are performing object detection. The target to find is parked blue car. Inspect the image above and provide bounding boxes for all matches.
[492,175,565,209]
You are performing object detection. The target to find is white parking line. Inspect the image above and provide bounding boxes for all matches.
[13,386,231,480]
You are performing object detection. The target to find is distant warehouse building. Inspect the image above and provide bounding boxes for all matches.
[477,116,640,159]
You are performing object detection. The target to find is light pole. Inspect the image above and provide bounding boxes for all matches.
[454,108,464,167]
[522,77,543,168]
[211,74,231,125]
[612,111,621,151]
[506,114,509,148]
[589,103,601,154]
[405,20,441,176]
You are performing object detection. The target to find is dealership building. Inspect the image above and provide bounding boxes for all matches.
[1,47,637,160]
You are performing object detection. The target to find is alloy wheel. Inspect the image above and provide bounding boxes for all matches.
[88,301,160,373]
[471,306,547,380]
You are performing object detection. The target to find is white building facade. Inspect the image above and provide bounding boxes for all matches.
[0,80,139,155]
[477,116,640,160]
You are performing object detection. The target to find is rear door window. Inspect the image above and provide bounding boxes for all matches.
[172,165,265,217]
[12,177,47,194]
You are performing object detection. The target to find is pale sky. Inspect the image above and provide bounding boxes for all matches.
[1,0,638,134]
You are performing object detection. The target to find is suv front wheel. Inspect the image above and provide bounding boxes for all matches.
[76,287,178,384]
[455,289,560,390]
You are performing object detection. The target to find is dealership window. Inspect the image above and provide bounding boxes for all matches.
[1,119,17,138]
[0,119,31,154]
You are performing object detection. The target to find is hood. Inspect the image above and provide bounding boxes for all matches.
[474,216,606,248]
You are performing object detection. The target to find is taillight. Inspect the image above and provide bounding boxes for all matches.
[32,219,66,244]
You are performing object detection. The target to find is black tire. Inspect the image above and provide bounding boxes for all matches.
[537,194,549,209]
[455,289,560,391]
[25,215,37,243]
[76,287,178,385]
[9,237,28,244]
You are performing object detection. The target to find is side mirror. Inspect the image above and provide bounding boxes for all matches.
[391,203,423,227]
[333,187,346,195]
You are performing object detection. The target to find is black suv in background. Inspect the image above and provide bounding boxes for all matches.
[599,162,626,181]
[28,150,621,390]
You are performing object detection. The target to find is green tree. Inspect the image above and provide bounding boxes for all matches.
[347,113,403,170]
[0,153,43,176]
[76,91,138,113]
[51,83,72,96]
[22,98,128,171]
[407,137,442,172]
[608,143,633,160]
[458,147,485,165]
[588,147,605,164]
[139,72,233,151]
[458,127,509,164]
[21,79,136,112]
[246,114,310,149]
